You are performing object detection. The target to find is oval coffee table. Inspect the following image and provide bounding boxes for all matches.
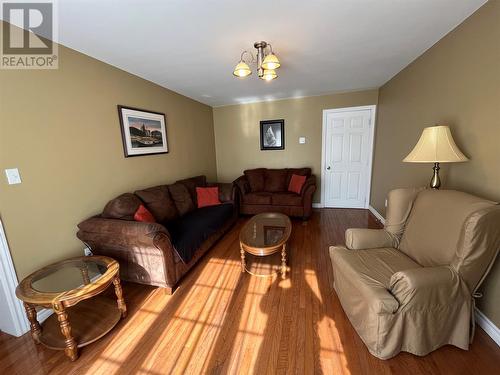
[239,212,292,278]
[16,255,126,361]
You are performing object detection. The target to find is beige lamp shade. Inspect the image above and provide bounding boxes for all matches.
[260,69,277,81]
[233,61,252,78]
[262,53,281,70]
[403,125,469,163]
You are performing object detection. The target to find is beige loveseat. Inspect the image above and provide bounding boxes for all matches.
[329,188,500,359]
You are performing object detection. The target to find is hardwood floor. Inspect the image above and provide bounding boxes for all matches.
[1,209,498,374]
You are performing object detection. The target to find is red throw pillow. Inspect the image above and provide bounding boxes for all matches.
[134,204,156,223]
[288,174,307,194]
[196,187,221,208]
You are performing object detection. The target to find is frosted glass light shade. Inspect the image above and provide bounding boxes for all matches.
[403,125,469,163]
[262,53,280,70]
[233,61,252,78]
[260,69,277,81]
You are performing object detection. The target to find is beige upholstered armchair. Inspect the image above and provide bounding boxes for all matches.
[329,188,500,359]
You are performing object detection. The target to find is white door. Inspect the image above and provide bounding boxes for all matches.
[322,107,375,208]
[0,218,30,337]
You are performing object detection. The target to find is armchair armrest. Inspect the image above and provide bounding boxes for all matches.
[345,228,396,250]
[389,266,467,310]
[207,182,236,203]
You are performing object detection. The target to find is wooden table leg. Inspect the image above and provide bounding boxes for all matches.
[23,302,41,344]
[53,303,78,361]
[281,243,287,279]
[240,243,246,273]
[113,276,127,318]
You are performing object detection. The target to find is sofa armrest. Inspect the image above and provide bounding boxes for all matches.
[345,229,396,250]
[77,217,177,286]
[389,266,466,310]
[300,174,316,196]
[300,175,316,219]
[233,175,249,195]
[207,182,236,203]
[77,216,169,238]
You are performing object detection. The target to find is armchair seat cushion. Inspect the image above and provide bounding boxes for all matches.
[165,203,234,263]
[242,192,272,205]
[271,192,302,206]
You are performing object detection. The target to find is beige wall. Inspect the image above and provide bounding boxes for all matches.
[213,90,379,202]
[372,1,499,325]
[0,41,216,280]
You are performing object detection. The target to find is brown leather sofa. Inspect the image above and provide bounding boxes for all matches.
[77,176,237,294]
[233,168,316,219]
[330,188,500,359]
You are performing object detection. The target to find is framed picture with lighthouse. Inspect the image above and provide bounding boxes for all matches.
[260,119,284,150]
[117,105,169,157]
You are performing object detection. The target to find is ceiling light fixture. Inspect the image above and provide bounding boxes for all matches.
[233,41,281,81]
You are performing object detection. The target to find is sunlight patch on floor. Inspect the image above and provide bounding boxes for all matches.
[136,257,244,374]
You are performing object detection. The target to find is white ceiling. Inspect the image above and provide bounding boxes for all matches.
[45,1,489,106]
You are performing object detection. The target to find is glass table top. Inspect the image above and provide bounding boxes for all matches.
[240,213,291,249]
[31,258,108,293]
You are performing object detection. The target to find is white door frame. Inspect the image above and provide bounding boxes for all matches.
[320,105,377,208]
[0,217,29,337]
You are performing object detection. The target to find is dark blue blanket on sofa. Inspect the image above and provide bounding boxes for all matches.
[165,203,234,263]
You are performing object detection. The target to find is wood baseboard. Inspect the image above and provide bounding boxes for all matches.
[475,308,500,347]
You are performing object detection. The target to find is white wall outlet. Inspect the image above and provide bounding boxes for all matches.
[5,168,21,185]
[299,137,306,144]
[84,247,93,256]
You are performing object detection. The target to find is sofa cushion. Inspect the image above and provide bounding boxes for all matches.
[134,186,178,222]
[102,193,142,220]
[288,174,307,194]
[166,203,234,263]
[272,192,302,206]
[264,169,288,192]
[286,168,311,186]
[168,183,196,216]
[177,175,207,205]
[242,192,272,205]
[244,168,266,192]
[196,187,221,208]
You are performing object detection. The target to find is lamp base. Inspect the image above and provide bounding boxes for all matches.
[430,162,441,189]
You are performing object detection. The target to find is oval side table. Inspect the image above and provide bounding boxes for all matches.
[15,255,126,361]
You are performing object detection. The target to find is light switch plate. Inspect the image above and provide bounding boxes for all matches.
[5,168,21,185]
[299,137,306,144]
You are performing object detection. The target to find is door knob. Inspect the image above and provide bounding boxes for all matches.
[327,166,331,170]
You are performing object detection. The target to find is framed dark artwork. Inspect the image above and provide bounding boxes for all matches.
[260,119,284,150]
[117,105,168,157]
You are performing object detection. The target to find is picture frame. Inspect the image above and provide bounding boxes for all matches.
[117,105,169,157]
[260,119,285,150]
